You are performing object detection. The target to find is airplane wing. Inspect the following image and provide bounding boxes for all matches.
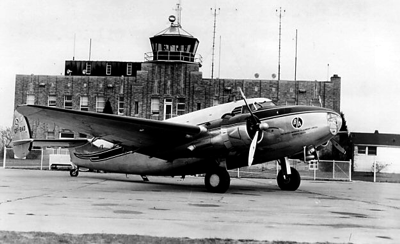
[16,105,206,156]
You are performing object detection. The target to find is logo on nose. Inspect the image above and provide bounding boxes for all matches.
[292,117,303,129]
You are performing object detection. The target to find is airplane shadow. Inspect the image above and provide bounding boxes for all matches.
[74,173,281,195]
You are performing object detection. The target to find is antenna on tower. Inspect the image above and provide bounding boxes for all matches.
[175,1,182,26]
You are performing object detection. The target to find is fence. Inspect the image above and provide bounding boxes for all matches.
[228,159,352,181]
[2,146,352,181]
[2,147,70,170]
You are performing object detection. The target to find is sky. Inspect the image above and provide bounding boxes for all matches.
[1,0,400,134]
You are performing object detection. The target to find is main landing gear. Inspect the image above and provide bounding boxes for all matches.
[277,158,301,191]
[204,167,231,193]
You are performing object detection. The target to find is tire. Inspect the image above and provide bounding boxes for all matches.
[204,167,231,193]
[69,169,79,177]
[277,167,301,191]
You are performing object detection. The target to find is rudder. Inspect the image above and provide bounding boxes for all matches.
[12,110,33,159]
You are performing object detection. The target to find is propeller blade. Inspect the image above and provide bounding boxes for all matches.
[331,139,346,154]
[248,130,259,166]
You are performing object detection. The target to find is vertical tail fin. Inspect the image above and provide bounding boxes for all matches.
[12,110,33,159]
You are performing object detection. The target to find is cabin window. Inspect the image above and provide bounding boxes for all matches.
[64,95,73,109]
[151,98,159,115]
[80,96,89,111]
[106,64,112,75]
[176,98,186,116]
[118,96,125,115]
[48,95,57,107]
[127,63,132,76]
[26,95,35,105]
[96,96,105,112]
[59,129,74,139]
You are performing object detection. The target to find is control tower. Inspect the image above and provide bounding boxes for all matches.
[145,15,201,64]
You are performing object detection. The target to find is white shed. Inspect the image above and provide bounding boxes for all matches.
[351,131,400,173]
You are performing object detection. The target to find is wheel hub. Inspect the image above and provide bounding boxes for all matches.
[209,174,220,187]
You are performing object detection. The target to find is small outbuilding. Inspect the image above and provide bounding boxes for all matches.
[350,131,400,173]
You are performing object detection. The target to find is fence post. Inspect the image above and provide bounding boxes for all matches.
[40,148,44,170]
[3,146,6,169]
[332,160,335,179]
[373,160,376,183]
[237,168,240,179]
[349,160,352,181]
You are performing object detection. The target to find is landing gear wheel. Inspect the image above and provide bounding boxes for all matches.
[70,168,79,177]
[277,167,301,191]
[205,167,231,193]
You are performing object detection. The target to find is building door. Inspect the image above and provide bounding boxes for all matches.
[164,98,173,120]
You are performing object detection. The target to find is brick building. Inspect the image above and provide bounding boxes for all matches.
[14,16,341,139]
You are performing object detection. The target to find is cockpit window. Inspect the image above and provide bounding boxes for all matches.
[231,101,276,115]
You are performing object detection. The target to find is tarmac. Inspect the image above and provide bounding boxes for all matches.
[0,168,399,243]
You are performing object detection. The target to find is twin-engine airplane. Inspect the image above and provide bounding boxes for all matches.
[12,90,342,193]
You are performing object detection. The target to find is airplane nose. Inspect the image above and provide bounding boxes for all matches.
[327,112,342,135]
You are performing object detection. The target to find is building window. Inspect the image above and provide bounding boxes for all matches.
[26,95,35,105]
[80,96,89,111]
[64,95,73,109]
[151,98,159,115]
[85,63,91,75]
[357,146,367,154]
[96,96,105,112]
[176,98,186,116]
[368,146,377,156]
[197,103,201,110]
[118,96,125,115]
[59,129,74,139]
[106,64,111,75]
[134,101,139,115]
[127,63,132,76]
[46,131,55,139]
[48,95,57,107]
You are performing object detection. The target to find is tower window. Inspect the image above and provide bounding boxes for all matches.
[85,63,91,75]
[64,95,73,109]
[176,98,186,115]
[134,101,139,115]
[96,96,105,112]
[48,95,57,107]
[106,64,112,75]
[127,63,132,76]
[118,96,125,115]
[80,96,89,111]
[151,98,159,115]
[26,95,35,105]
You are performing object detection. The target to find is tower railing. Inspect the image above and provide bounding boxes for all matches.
[144,51,202,65]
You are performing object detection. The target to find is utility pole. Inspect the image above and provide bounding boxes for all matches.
[276,7,285,82]
[276,7,285,104]
[294,29,298,104]
[211,7,220,83]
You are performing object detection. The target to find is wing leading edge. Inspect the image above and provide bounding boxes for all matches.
[17,105,206,155]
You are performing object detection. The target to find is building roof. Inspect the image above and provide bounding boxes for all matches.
[351,131,400,147]
[153,23,195,38]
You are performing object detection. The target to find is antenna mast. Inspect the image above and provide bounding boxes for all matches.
[211,8,220,83]
[175,1,182,26]
[276,7,285,82]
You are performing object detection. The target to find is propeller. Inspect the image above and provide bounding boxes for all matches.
[238,88,269,166]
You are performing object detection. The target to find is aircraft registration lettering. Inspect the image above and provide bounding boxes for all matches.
[282,126,318,136]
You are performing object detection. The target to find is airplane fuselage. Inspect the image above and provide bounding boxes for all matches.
[70,105,341,176]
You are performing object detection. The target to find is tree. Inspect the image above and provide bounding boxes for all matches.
[0,126,12,157]
[102,99,114,114]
